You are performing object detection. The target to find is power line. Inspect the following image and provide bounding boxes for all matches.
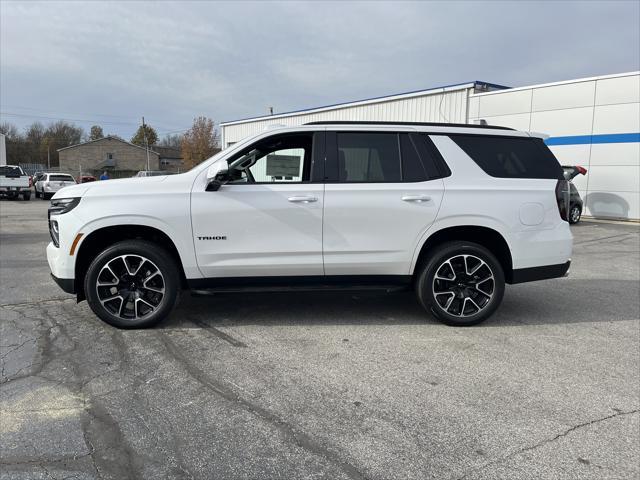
[0,111,139,126]
[0,104,137,120]
[0,111,189,133]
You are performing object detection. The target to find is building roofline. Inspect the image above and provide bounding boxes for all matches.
[220,80,509,126]
[57,135,159,154]
[471,71,640,98]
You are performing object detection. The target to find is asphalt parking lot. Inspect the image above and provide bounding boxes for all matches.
[1,198,638,480]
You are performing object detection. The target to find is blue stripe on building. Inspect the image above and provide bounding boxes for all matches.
[545,133,640,146]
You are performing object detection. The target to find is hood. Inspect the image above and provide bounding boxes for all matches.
[51,175,168,199]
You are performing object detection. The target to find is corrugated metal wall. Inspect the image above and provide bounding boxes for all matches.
[469,72,640,221]
[221,87,473,147]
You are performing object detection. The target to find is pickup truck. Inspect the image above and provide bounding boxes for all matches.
[0,165,31,200]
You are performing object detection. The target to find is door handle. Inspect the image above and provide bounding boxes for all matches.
[401,194,431,202]
[288,195,318,203]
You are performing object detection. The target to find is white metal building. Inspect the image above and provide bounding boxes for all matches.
[220,81,509,147]
[220,72,640,220]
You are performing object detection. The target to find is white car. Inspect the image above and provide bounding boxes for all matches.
[36,173,77,200]
[46,122,573,328]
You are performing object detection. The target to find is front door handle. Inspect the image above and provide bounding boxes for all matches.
[288,195,318,203]
[401,194,431,202]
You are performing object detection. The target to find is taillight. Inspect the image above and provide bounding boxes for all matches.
[29,176,33,187]
[556,180,570,222]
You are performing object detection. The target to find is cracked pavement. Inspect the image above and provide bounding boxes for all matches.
[1,200,639,479]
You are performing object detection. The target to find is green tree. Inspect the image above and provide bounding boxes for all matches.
[131,124,158,147]
[89,125,104,140]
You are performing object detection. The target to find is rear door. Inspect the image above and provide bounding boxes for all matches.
[322,131,445,275]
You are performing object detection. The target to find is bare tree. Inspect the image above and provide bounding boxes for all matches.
[159,133,183,149]
[181,117,220,169]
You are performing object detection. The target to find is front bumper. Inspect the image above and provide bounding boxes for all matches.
[51,273,76,294]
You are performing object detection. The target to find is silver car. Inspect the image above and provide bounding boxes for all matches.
[36,173,77,200]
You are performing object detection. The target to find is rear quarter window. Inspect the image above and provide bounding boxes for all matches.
[450,135,563,179]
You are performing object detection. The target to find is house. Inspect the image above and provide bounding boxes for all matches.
[152,145,184,173]
[58,136,160,176]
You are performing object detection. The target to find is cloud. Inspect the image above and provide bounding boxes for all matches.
[1,0,638,138]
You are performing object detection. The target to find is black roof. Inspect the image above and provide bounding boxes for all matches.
[304,121,514,130]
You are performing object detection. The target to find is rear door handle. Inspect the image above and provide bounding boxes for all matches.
[401,194,431,202]
[288,195,318,203]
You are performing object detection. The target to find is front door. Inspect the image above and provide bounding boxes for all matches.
[322,131,445,276]
[191,131,325,278]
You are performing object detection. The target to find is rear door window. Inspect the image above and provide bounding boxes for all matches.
[337,132,400,182]
[450,135,563,179]
[399,134,427,182]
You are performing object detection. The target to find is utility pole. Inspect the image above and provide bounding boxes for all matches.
[142,116,150,171]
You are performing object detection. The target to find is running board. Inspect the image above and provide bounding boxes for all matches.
[187,275,413,296]
[191,284,409,296]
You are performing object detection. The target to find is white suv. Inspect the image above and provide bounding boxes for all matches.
[46,122,572,328]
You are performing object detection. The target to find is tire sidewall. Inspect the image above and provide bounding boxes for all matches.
[416,241,505,326]
[84,240,180,328]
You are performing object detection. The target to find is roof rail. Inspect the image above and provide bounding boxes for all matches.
[303,121,514,130]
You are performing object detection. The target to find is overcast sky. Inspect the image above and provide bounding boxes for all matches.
[1,0,639,139]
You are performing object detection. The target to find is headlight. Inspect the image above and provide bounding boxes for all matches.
[48,198,81,248]
[49,197,81,216]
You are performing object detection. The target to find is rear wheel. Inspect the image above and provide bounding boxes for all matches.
[415,241,505,326]
[569,205,581,224]
[84,240,180,328]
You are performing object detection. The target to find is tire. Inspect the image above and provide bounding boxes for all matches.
[415,241,505,326]
[84,240,181,328]
[569,205,581,224]
[35,189,40,198]
[22,192,31,201]
[42,192,51,200]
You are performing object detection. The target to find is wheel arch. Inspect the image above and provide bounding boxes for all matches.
[75,224,187,301]
[412,225,514,283]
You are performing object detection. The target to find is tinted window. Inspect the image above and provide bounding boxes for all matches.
[450,135,563,179]
[414,134,448,179]
[399,134,427,182]
[0,166,23,177]
[337,133,400,182]
[49,175,75,182]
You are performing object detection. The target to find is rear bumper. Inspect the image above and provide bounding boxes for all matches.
[0,186,30,193]
[510,261,571,284]
[51,273,76,294]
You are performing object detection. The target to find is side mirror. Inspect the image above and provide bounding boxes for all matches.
[206,162,229,192]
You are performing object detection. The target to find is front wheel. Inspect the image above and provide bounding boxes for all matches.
[22,192,31,201]
[415,241,505,326]
[84,240,181,328]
